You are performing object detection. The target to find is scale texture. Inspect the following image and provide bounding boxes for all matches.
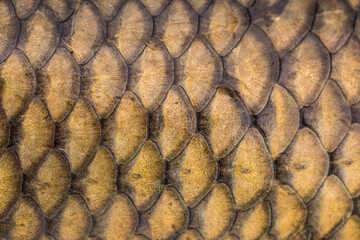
[0,0,360,239]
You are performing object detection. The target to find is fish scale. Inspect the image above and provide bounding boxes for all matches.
[0,0,360,239]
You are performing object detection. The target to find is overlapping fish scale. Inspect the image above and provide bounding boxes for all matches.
[332,123,360,198]
[220,127,274,211]
[61,0,106,65]
[81,42,128,119]
[355,12,360,40]
[37,47,81,122]
[250,0,316,57]
[0,0,20,64]
[190,183,236,240]
[0,49,36,121]
[0,197,46,240]
[118,140,165,212]
[200,0,250,57]
[167,133,218,208]
[0,0,360,239]
[17,4,60,70]
[186,0,212,14]
[128,38,174,112]
[102,91,148,164]
[150,85,196,161]
[137,186,189,239]
[73,146,117,216]
[140,0,171,16]
[11,97,55,174]
[12,0,41,19]
[24,149,71,219]
[276,128,329,202]
[154,0,198,58]
[329,215,360,240]
[312,0,354,53]
[257,84,299,158]
[198,84,250,159]
[0,149,22,220]
[278,33,330,108]
[307,175,353,238]
[108,0,153,64]
[303,79,352,152]
[223,24,279,115]
[331,36,360,105]
[268,182,308,240]
[91,193,139,239]
[47,194,93,240]
[56,98,101,174]
[92,0,125,21]
[175,35,223,112]
[42,0,75,22]
[231,200,271,240]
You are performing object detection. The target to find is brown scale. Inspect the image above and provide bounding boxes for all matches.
[24,149,71,219]
[275,128,329,202]
[72,146,117,216]
[250,0,316,57]
[57,99,101,174]
[47,194,93,240]
[190,183,236,240]
[61,1,106,65]
[332,124,360,198]
[0,0,19,64]
[257,84,299,158]
[91,193,139,239]
[175,35,223,112]
[231,200,271,240]
[118,140,165,212]
[312,0,354,53]
[42,0,75,22]
[198,84,250,159]
[37,47,81,122]
[0,0,359,239]
[128,38,174,112]
[0,149,22,220]
[303,79,352,152]
[0,49,36,121]
[167,133,218,208]
[81,42,128,119]
[11,97,55,174]
[307,175,353,238]
[223,24,279,115]
[278,33,330,108]
[355,12,360,39]
[267,182,308,240]
[17,4,60,70]
[140,0,171,16]
[331,36,360,105]
[0,197,45,240]
[154,0,198,58]
[150,85,196,161]
[102,91,148,165]
[108,0,153,64]
[200,0,250,57]
[137,186,189,239]
[12,0,41,19]
[220,127,274,211]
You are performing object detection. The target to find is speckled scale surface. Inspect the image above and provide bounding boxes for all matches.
[0,0,359,239]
